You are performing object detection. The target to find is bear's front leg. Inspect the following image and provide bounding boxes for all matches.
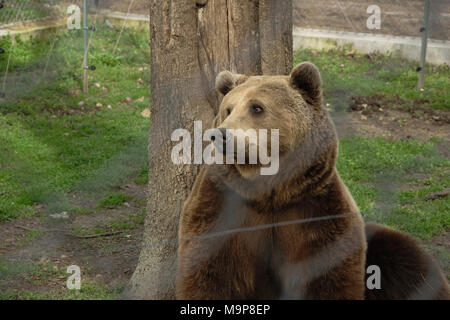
[176,166,264,299]
[177,236,264,299]
[305,253,366,300]
[276,216,367,300]
[278,250,366,300]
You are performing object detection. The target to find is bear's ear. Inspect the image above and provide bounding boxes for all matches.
[215,71,248,96]
[290,62,322,105]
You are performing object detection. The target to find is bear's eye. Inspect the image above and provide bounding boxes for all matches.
[226,108,231,116]
[250,104,264,114]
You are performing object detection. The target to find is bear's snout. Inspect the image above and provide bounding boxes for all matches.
[212,128,233,154]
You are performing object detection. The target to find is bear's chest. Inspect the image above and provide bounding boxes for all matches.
[235,204,315,262]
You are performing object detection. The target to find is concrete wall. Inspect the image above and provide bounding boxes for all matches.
[94,10,149,29]
[0,18,67,42]
[0,10,148,42]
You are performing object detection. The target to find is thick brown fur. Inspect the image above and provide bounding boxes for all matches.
[365,223,450,299]
[176,62,449,300]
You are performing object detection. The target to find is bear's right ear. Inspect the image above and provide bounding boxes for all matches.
[215,71,248,96]
[290,62,322,105]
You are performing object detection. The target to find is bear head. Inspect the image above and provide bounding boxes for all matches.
[212,62,338,205]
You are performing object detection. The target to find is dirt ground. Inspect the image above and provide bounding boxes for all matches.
[0,182,146,295]
[94,0,149,15]
[0,99,448,297]
[338,94,450,143]
[98,0,450,41]
[294,0,450,41]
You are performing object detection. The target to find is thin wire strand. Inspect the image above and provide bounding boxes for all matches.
[175,193,436,245]
[182,212,361,242]
[1,1,28,93]
[335,0,357,32]
[113,0,136,55]
[42,35,58,80]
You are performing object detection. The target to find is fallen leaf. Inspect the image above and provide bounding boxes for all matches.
[141,108,151,118]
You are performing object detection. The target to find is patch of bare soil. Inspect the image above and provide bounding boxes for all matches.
[333,94,450,148]
[0,181,146,296]
[0,216,44,255]
[96,0,149,15]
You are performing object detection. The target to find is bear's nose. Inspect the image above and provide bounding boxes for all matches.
[212,128,232,154]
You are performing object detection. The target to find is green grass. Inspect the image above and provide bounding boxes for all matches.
[73,208,146,236]
[17,229,45,247]
[0,282,121,300]
[294,47,450,111]
[69,207,92,215]
[0,279,122,300]
[0,259,123,300]
[0,259,65,286]
[97,192,132,209]
[0,26,150,220]
[337,136,449,240]
[134,165,149,185]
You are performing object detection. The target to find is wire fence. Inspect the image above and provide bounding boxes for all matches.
[0,1,447,101]
[294,0,450,41]
[0,0,149,28]
[0,0,447,297]
[0,1,447,95]
[0,0,63,27]
[1,1,448,40]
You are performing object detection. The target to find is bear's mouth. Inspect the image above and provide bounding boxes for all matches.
[210,128,279,176]
[213,143,262,165]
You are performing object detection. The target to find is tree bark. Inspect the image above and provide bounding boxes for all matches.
[124,0,293,300]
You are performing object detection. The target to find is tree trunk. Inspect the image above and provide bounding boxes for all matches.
[124,0,292,300]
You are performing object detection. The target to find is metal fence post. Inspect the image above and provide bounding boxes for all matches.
[418,0,431,90]
[83,0,89,94]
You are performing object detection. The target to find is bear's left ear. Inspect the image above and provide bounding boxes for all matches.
[215,71,248,96]
[290,62,322,105]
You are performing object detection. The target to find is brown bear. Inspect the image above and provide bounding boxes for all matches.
[176,62,450,300]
